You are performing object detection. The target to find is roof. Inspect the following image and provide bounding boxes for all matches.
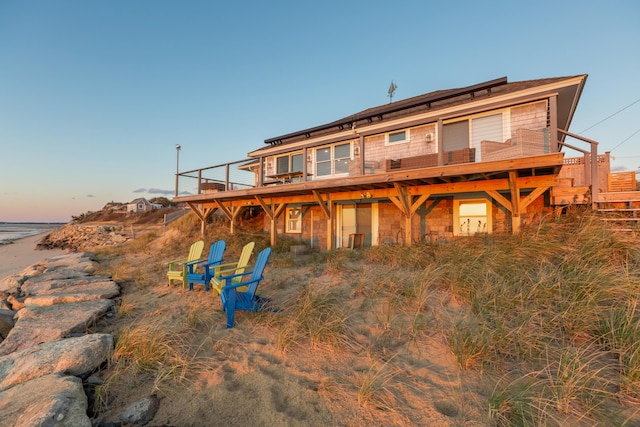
[260,75,587,149]
[128,198,150,205]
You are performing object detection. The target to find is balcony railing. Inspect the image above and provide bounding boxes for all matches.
[176,159,255,196]
[175,127,565,196]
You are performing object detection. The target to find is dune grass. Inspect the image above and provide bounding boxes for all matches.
[91,209,640,425]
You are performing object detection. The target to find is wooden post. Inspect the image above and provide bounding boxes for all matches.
[549,95,559,153]
[437,119,444,166]
[509,171,521,234]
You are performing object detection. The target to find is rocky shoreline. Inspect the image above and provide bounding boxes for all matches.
[37,223,131,251]
[0,249,156,426]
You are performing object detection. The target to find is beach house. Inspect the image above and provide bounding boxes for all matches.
[127,198,163,214]
[173,75,638,250]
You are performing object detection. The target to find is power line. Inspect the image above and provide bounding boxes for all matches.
[579,97,640,133]
[610,127,640,152]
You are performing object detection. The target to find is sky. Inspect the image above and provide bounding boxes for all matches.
[1,1,639,223]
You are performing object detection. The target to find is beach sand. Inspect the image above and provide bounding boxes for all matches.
[0,234,67,279]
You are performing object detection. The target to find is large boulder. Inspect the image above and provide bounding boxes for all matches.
[0,299,113,356]
[24,279,119,306]
[0,373,91,426]
[0,333,113,392]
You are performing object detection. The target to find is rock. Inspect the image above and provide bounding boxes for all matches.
[22,275,117,297]
[0,275,22,293]
[7,294,25,310]
[0,299,114,356]
[24,280,120,307]
[0,309,15,338]
[118,395,160,426]
[39,224,130,251]
[0,373,91,426]
[0,333,113,392]
[86,375,103,386]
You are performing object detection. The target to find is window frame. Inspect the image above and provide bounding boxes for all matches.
[285,206,302,233]
[385,129,410,146]
[275,152,303,174]
[314,142,351,178]
[453,198,492,236]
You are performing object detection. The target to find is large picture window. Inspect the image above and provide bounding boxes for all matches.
[453,199,492,236]
[315,142,350,177]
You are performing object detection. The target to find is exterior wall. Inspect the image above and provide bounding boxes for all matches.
[510,101,548,136]
[360,124,437,173]
[261,191,552,249]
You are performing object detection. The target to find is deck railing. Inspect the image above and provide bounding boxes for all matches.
[176,159,255,196]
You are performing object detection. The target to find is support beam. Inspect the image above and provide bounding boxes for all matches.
[389,184,432,244]
[312,190,331,219]
[186,202,217,235]
[255,196,281,246]
[312,191,333,250]
[519,186,550,212]
[508,171,521,233]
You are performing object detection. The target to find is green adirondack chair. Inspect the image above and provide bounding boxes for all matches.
[210,241,255,296]
[167,240,204,288]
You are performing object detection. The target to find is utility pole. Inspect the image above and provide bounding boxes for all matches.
[175,144,181,197]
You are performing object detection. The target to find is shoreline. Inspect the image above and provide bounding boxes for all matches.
[0,233,68,279]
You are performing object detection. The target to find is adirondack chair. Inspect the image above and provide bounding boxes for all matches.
[186,240,226,291]
[167,240,204,288]
[218,247,272,328]
[210,241,255,297]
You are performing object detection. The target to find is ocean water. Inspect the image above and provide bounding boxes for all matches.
[0,223,64,245]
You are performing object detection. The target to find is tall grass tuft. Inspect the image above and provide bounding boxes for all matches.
[96,320,192,411]
[277,285,351,352]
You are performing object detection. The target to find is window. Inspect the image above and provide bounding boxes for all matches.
[471,113,505,161]
[443,121,469,151]
[276,153,303,174]
[444,111,510,158]
[386,129,409,145]
[286,207,302,233]
[453,199,492,236]
[315,142,351,177]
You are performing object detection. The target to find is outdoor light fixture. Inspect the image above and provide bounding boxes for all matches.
[426,133,433,144]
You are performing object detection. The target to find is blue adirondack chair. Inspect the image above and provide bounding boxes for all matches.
[218,247,272,328]
[186,240,226,291]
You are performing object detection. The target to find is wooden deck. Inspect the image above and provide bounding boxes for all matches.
[175,153,564,206]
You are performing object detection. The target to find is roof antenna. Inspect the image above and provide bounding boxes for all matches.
[388,81,397,103]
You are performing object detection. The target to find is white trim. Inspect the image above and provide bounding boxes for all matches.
[453,197,492,236]
[285,206,302,233]
[385,129,410,145]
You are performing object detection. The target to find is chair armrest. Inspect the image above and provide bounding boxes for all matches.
[167,257,187,266]
[216,270,254,282]
[185,258,207,267]
[212,266,244,277]
[222,276,262,291]
[214,261,242,269]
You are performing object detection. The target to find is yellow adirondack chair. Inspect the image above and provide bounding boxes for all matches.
[167,240,205,288]
[210,241,255,296]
